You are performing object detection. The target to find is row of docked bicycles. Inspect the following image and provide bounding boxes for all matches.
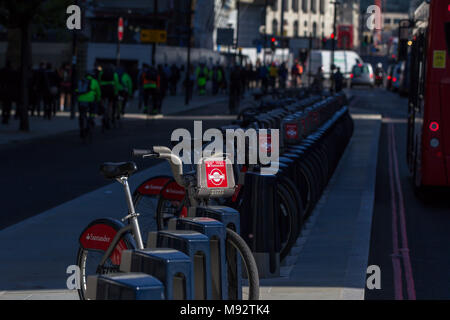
[75,88,353,300]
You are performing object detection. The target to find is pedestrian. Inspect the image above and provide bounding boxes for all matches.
[116,65,133,115]
[169,63,180,96]
[141,64,160,115]
[196,62,209,96]
[98,63,120,129]
[157,64,168,112]
[291,60,300,88]
[58,62,72,112]
[228,63,241,114]
[312,66,324,94]
[43,62,60,119]
[269,63,278,89]
[32,62,47,117]
[0,61,15,124]
[76,71,101,139]
[279,62,288,89]
[333,67,344,93]
[211,63,223,96]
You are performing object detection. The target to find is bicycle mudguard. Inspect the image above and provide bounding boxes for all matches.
[160,180,186,201]
[79,218,136,265]
[134,175,172,196]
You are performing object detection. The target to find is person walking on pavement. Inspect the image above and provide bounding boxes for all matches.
[43,62,60,119]
[312,66,324,94]
[32,62,47,117]
[58,62,72,112]
[211,63,223,96]
[116,66,133,115]
[76,71,101,141]
[157,64,168,112]
[196,62,209,96]
[228,63,241,115]
[269,63,278,89]
[0,61,16,124]
[98,64,120,129]
[141,64,161,115]
[333,67,344,93]
[169,63,180,96]
[279,62,288,90]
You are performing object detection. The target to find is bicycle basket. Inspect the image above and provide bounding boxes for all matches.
[196,155,236,199]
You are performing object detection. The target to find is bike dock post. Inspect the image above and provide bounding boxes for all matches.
[168,217,228,300]
[195,205,243,300]
[85,273,165,300]
[240,172,281,278]
[146,230,212,300]
[120,248,194,300]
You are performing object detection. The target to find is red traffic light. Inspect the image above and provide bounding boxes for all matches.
[271,37,276,42]
[330,33,335,39]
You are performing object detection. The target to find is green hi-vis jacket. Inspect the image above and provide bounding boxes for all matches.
[99,71,120,95]
[77,75,101,103]
[117,72,133,95]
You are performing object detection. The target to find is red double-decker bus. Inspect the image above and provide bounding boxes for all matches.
[407,0,450,191]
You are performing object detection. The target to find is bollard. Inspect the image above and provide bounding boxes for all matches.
[86,272,165,300]
[120,248,194,300]
[147,230,212,300]
[169,217,228,300]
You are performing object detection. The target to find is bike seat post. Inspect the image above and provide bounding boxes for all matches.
[117,176,144,249]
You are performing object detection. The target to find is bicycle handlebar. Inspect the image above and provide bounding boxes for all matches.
[132,146,186,187]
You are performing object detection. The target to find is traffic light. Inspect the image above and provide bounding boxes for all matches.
[271,37,276,52]
[330,33,335,40]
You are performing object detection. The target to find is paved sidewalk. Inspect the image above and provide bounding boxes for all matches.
[259,112,382,299]
[0,94,228,145]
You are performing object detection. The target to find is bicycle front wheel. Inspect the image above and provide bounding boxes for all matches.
[226,228,260,300]
[76,237,134,300]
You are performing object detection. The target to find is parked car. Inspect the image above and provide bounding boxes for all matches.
[391,62,403,92]
[374,63,384,87]
[385,64,395,90]
[350,63,374,88]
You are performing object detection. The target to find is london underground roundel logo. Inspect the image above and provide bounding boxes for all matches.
[208,168,225,186]
[205,161,228,188]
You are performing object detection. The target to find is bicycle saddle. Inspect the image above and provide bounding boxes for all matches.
[100,162,137,179]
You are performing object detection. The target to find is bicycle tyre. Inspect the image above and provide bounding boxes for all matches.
[76,237,134,300]
[226,228,260,300]
[277,183,300,260]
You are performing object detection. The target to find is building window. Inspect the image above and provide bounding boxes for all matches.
[294,21,299,37]
[272,19,279,35]
[302,0,308,13]
[313,22,317,37]
[292,0,299,11]
[283,0,289,11]
[304,21,307,27]
[384,18,391,24]
[311,0,316,13]
[394,19,400,24]
[319,0,325,14]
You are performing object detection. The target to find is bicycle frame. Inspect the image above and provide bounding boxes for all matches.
[97,176,144,268]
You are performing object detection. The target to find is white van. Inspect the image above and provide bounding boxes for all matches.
[305,50,363,79]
